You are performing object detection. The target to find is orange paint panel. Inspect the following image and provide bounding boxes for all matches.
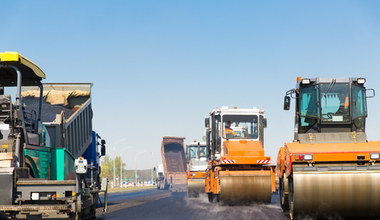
[286,141,380,154]
[223,140,265,157]
[206,165,221,194]
[283,141,380,176]
[205,170,213,193]
[220,170,271,176]
[220,156,271,165]
[270,166,276,192]
[276,147,285,177]
[214,167,221,194]
[187,171,207,179]
[285,141,380,162]
[188,179,205,184]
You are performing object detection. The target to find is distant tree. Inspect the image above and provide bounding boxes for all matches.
[125,169,154,183]
[100,155,126,185]
[100,156,154,184]
[100,155,112,180]
[114,156,127,179]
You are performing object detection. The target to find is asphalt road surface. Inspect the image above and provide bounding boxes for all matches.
[96,189,289,220]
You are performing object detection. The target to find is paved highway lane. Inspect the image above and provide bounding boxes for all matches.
[97,190,289,220]
[101,189,166,203]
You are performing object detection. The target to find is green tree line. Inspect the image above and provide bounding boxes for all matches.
[100,155,155,183]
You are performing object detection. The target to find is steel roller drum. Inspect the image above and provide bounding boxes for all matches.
[219,174,272,204]
[187,179,205,197]
[293,170,380,218]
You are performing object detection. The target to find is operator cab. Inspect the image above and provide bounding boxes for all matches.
[284,78,374,143]
[205,107,267,160]
[0,52,46,155]
[223,115,259,140]
[187,142,207,161]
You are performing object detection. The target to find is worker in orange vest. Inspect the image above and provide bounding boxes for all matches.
[336,94,349,115]
[225,120,236,136]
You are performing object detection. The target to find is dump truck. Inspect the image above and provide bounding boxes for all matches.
[205,106,275,204]
[277,77,380,219]
[161,136,187,192]
[155,163,164,190]
[186,141,207,197]
[0,52,107,219]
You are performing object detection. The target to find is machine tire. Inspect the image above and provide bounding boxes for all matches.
[280,177,289,212]
[288,177,296,220]
[90,194,97,219]
[0,213,8,220]
[89,204,96,219]
[215,194,220,202]
[208,193,214,203]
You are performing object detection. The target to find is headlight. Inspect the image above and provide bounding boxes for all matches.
[357,78,366,84]
[31,193,39,200]
[370,153,380,159]
[304,154,313,160]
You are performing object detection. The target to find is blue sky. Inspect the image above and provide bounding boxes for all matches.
[2,1,380,169]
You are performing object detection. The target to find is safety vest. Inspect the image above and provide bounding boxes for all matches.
[225,127,236,136]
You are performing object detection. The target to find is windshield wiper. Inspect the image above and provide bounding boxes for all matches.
[323,79,336,98]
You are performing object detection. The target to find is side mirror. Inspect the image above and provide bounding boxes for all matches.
[101,145,106,156]
[263,118,267,128]
[101,139,106,156]
[153,167,156,172]
[205,117,210,128]
[366,88,375,98]
[284,96,291,110]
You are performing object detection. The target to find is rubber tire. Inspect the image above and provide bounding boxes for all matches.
[280,178,289,212]
[208,193,214,203]
[288,177,296,220]
[90,204,96,219]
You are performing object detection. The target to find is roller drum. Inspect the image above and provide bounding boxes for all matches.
[293,170,380,218]
[187,179,205,197]
[219,174,272,204]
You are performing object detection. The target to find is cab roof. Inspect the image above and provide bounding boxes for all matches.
[0,52,46,86]
[297,77,365,88]
[187,142,206,147]
[210,106,265,115]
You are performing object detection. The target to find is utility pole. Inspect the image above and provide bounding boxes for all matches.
[135,169,137,186]
[151,152,153,184]
[113,158,116,188]
[120,158,122,188]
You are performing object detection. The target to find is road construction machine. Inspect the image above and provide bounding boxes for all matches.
[0,52,107,219]
[186,141,207,197]
[277,77,380,219]
[161,136,187,192]
[205,106,275,204]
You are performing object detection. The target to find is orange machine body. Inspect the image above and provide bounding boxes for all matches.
[279,141,380,177]
[187,171,206,180]
[277,77,380,219]
[205,139,275,196]
[205,107,274,203]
